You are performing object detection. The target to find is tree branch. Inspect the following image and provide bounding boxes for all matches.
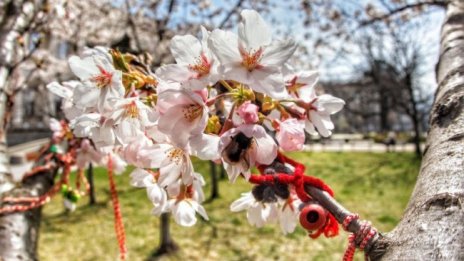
[264,161,387,260]
[218,0,244,29]
[157,0,176,41]
[125,0,143,52]
[360,1,447,26]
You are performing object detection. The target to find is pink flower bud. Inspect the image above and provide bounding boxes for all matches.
[237,101,259,124]
[276,119,305,151]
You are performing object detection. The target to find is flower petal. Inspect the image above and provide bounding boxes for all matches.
[209,29,241,64]
[238,10,272,50]
[317,94,345,114]
[230,192,255,212]
[189,134,220,161]
[254,131,277,165]
[261,39,297,67]
[309,110,331,137]
[68,56,99,81]
[156,64,193,83]
[170,34,202,65]
[252,69,288,99]
[130,168,150,188]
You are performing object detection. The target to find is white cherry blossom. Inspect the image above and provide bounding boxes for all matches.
[209,10,296,99]
[284,69,345,137]
[68,49,125,113]
[230,192,278,228]
[169,198,209,227]
[157,89,208,147]
[76,139,103,168]
[278,197,302,235]
[108,97,158,145]
[156,26,218,90]
[71,113,117,152]
[47,81,85,120]
[130,168,168,215]
[284,69,319,99]
[147,142,195,186]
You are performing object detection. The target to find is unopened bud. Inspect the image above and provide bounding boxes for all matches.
[261,96,275,112]
[110,49,130,72]
[205,115,222,134]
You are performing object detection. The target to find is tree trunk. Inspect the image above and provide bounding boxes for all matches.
[406,74,423,158]
[0,2,52,259]
[209,161,219,200]
[87,163,96,205]
[378,1,464,259]
[219,164,226,180]
[410,108,422,158]
[379,87,390,132]
[148,213,178,259]
[0,165,56,261]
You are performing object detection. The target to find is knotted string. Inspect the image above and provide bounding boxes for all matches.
[342,213,377,261]
[251,152,339,238]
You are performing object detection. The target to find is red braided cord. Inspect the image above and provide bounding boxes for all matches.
[251,152,339,238]
[22,162,55,180]
[107,156,127,260]
[76,168,90,195]
[0,180,63,214]
[342,214,377,261]
[0,162,72,209]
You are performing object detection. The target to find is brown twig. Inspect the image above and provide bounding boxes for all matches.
[264,161,387,260]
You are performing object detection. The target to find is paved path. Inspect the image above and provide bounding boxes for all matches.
[304,140,425,153]
[7,138,49,181]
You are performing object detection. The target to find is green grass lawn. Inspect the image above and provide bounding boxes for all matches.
[38,152,421,261]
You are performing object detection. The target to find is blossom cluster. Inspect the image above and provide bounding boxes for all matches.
[47,10,344,233]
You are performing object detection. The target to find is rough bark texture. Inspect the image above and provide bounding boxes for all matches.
[0,1,54,260]
[0,165,56,261]
[379,0,464,259]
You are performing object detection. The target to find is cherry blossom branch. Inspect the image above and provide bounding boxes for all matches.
[263,160,387,260]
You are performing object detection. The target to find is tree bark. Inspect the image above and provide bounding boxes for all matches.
[87,163,96,205]
[0,164,56,261]
[209,161,219,200]
[378,1,464,259]
[410,105,422,157]
[0,2,52,260]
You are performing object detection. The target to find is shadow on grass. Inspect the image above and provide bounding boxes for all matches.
[146,243,180,261]
[42,202,108,227]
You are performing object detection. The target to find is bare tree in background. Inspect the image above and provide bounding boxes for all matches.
[348,22,434,157]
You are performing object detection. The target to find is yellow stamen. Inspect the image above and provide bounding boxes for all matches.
[91,66,113,88]
[124,102,139,119]
[182,104,203,122]
[188,53,211,78]
[239,46,263,71]
[165,148,184,165]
